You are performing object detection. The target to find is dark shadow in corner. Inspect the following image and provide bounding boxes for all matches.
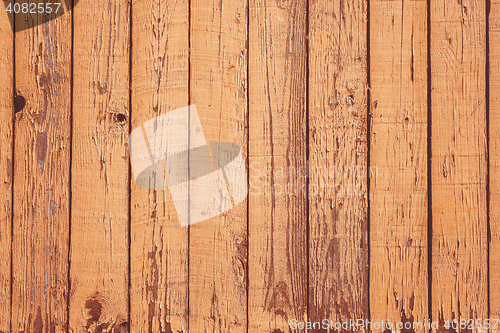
[3,0,79,32]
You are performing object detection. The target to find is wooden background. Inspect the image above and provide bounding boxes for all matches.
[0,0,497,331]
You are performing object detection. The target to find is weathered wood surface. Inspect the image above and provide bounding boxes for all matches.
[308,0,369,330]
[0,0,497,332]
[130,0,189,332]
[248,0,308,332]
[0,4,13,333]
[430,0,488,329]
[69,0,130,331]
[11,3,72,332]
[491,0,500,331]
[370,0,429,332]
[189,0,248,331]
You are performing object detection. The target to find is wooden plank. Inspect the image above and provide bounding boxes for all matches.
[489,0,500,329]
[248,0,308,331]
[369,0,428,331]
[129,0,189,331]
[0,5,13,333]
[308,0,369,329]
[430,0,488,328]
[11,4,72,332]
[188,0,248,331]
[68,0,130,331]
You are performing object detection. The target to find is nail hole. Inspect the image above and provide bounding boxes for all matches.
[347,95,355,106]
[114,113,127,123]
[14,95,26,113]
[113,322,129,333]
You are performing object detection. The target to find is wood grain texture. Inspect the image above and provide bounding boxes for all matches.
[369,0,428,331]
[189,0,248,331]
[0,5,13,333]
[308,0,368,329]
[489,0,500,329]
[0,2,498,332]
[129,0,189,331]
[248,0,307,331]
[430,0,488,329]
[11,3,72,332]
[69,0,130,330]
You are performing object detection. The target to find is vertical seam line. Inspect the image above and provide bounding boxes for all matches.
[366,0,372,323]
[128,0,133,329]
[305,0,310,325]
[10,5,15,333]
[66,0,75,330]
[427,0,433,324]
[486,0,491,322]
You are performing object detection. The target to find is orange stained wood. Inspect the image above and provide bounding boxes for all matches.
[248,0,308,332]
[130,0,189,332]
[490,0,500,331]
[69,0,130,330]
[308,0,369,330]
[370,0,429,332]
[189,0,248,331]
[0,0,497,332]
[430,0,488,330]
[0,3,13,333]
[11,3,72,332]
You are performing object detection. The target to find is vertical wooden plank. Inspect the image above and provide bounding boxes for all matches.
[370,0,428,331]
[248,0,307,331]
[69,0,130,330]
[129,0,189,331]
[188,0,248,331]
[430,0,488,328]
[489,0,500,329]
[0,5,13,333]
[308,0,369,329]
[11,3,72,332]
